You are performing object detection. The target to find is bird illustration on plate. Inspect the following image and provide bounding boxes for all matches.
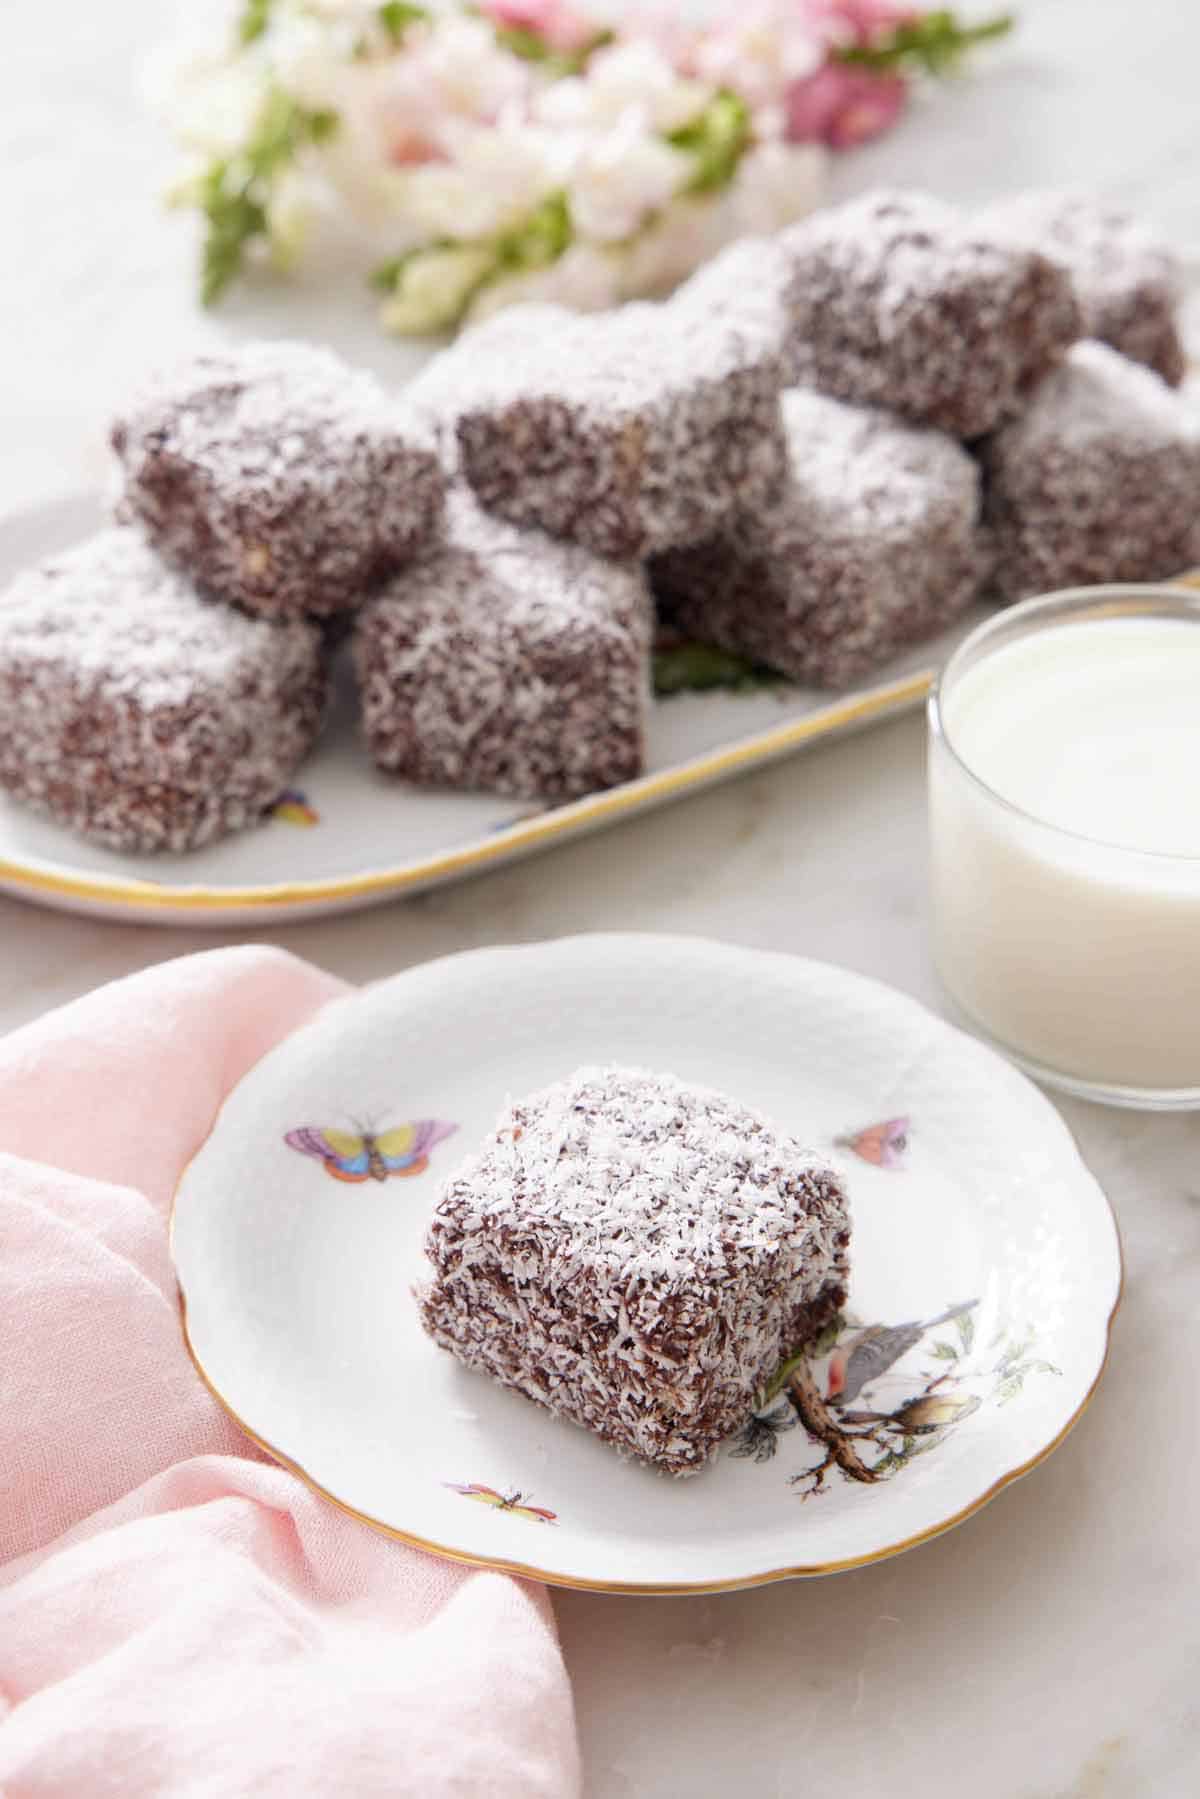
[444,1483,558,1524]
[731,1296,1060,1497]
[835,1116,910,1168]
[285,1118,457,1183]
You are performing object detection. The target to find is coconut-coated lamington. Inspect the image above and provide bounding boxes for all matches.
[979,189,1186,387]
[111,341,444,619]
[454,298,788,559]
[354,489,652,800]
[653,387,984,689]
[0,530,326,851]
[781,190,1081,438]
[420,1066,851,1476]
[980,339,1200,602]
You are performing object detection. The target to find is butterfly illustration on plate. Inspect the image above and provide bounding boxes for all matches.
[835,1116,910,1169]
[443,1483,558,1525]
[285,1117,457,1184]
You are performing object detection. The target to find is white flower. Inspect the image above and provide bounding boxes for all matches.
[266,168,318,268]
[724,140,827,237]
[143,43,266,156]
[267,14,344,111]
[691,8,823,115]
[568,118,690,244]
[466,244,619,324]
[418,16,532,122]
[380,243,497,333]
[534,40,710,134]
[401,120,562,239]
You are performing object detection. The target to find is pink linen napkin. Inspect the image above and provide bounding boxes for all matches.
[0,946,580,1798]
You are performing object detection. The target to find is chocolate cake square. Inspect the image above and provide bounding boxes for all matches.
[111,341,444,620]
[979,189,1186,387]
[981,339,1200,602]
[454,298,787,558]
[0,529,327,851]
[354,489,652,799]
[780,190,1081,438]
[652,387,984,689]
[420,1066,851,1476]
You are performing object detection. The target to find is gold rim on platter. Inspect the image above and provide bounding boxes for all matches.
[171,1123,1124,1596]
[0,671,933,915]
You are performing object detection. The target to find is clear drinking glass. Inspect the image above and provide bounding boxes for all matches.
[928,584,1200,1109]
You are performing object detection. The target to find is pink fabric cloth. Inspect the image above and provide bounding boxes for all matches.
[0,947,580,1798]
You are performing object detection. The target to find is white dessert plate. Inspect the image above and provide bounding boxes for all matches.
[0,491,990,926]
[171,935,1122,1592]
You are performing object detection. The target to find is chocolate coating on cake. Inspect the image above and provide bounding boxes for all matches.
[781,190,1082,438]
[979,189,1186,387]
[111,341,444,619]
[420,1066,851,1476]
[0,529,327,851]
[980,339,1200,602]
[652,387,984,689]
[406,304,576,475]
[455,299,788,558]
[354,488,652,799]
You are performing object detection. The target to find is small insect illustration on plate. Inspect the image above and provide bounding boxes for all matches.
[270,788,320,827]
[444,1483,558,1524]
[835,1116,910,1168]
[285,1118,457,1183]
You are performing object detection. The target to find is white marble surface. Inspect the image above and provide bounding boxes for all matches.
[3,2,1200,1794]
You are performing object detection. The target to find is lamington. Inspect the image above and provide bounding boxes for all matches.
[420,1066,851,1476]
[979,189,1186,387]
[780,190,1081,438]
[354,489,652,799]
[0,529,327,851]
[454,298,788,558]
[980,339,1200,602]
[405,304,576,474]
[111,341,444,619]
[652,387,984,689]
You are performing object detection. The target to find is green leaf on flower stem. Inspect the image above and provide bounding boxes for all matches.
[238,0,275,46]
[495,191,572,272]
[197,91,339,306]
[491,23,614,79]
[836,10,1014,77]
[930,1340,959,1361]
[653,641,782,696]
[995,1373,1025,1405]
[667,91,752,196]
[956,1308,975,1355]
[377,2,428,43]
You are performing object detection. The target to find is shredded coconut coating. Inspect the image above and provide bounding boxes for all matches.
[455,298,788,558]
[406,305,577,475]
[652,387,984,689]
[111,340,445,620]
[420,1066,851,1476]
[668,234,800,372]
[354,489,652,799]
[780,190,1082,438]
[980,339,1200,602]
[0,529,327,851]
[979,189,1186,387]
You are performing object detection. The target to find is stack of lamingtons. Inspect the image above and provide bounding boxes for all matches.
[0,187,1196,854]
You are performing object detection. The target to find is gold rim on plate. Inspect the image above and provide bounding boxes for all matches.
[0,672,932,914]
[171,1118,1124,1595]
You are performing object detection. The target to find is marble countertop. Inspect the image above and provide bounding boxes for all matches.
[3,2,1199,1793]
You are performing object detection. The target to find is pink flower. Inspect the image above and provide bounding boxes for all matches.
[803,1,921,46]
[479,0,600,54]
[784,60,907,148]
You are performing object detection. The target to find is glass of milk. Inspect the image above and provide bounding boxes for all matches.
[928,585,1200,1108]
